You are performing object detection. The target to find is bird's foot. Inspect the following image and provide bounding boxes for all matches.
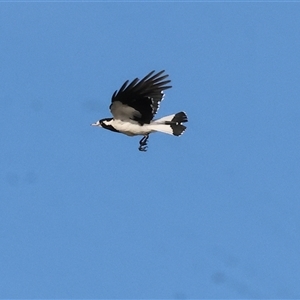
[139,145,148,152]
[138,134,149,152]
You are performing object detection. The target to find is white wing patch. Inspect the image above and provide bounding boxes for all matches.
[150,91,165,116]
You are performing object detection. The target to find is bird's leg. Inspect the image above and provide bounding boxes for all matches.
[138,134,149,152]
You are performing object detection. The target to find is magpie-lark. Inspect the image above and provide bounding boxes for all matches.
[92,70,188,151]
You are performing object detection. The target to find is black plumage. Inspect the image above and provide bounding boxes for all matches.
[110,70,172,124]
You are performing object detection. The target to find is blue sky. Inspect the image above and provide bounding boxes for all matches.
[1,2,300,299]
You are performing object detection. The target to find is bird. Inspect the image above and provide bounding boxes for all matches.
[91,70,188,152]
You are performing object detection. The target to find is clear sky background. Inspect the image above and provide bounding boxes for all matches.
[1,2,300,299]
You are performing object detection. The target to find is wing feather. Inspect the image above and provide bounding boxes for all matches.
[110,70,172,124]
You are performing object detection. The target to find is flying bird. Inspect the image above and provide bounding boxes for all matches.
[91,70,188,151]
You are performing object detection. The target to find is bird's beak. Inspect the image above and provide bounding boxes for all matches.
[91,121,102,127]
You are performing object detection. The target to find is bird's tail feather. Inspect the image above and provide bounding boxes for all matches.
[150,112,188,136]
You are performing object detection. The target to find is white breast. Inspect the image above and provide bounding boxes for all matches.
[112,120,152,136]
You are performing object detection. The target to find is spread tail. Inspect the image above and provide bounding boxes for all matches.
[150,112,188,136]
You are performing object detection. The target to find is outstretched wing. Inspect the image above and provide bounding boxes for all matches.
[109,70,172,124]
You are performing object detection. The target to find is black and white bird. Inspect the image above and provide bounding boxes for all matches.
[92,70,188,151]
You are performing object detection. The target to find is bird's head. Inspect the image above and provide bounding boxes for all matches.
[91,118,113,128]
